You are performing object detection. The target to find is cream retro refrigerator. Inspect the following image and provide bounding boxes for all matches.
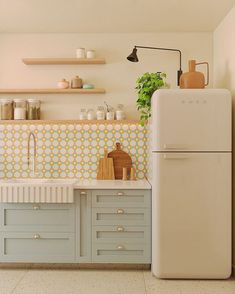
[151,89,232,279]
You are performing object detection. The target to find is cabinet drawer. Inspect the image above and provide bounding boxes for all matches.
[92,208,150,226]
[92,190,150,208]
[0,203,75,232]
[0,232,75,262]
[92,225,150,244]
[92,243,151,263]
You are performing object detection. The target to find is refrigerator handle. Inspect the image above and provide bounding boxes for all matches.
[163,144,189,150]
[164,154,189,160]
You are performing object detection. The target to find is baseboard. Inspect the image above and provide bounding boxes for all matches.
[0,263,151,270]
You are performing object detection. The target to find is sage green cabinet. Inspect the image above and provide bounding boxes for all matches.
[0,188,151,264]
[91,189,151,264]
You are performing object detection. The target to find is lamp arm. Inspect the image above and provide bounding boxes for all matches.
[134,45,182,70]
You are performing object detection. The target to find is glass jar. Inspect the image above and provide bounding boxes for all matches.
[79,108,87,120]
[96,106,105,120]
[13,99,26,120]
[87,109,95,120]
[116,104,125,120]
[1,99,13,120]
[27,99,41,120]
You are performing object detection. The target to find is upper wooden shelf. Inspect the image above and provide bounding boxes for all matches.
[22,58,106,65]
[0,88,105,94]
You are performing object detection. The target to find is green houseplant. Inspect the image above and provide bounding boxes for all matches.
[136,72,166,125]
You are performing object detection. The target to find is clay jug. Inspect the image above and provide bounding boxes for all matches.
[71,76,83,89]
[180,60,209,89]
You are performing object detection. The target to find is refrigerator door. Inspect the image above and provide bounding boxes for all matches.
[152,152,231,279]
[151,89,231,151]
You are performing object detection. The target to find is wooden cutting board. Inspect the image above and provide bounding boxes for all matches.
[97,149,115,180]
[108,142,132,179]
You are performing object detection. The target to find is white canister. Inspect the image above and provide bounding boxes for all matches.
[86,50,95,59]
[76,48,86,59]
[106,111,114,120]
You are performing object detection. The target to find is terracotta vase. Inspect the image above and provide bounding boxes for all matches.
[180,60,209,89]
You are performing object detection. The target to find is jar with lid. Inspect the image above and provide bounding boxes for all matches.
[1,99,13,120]
[96,106,105,120]
[13,99,26,120]
[86,50,95,59]
[27,99,41,120]
[87,109,95,120]
[79,108,87,120]
[106,107,115,120]
[116,104,125,120]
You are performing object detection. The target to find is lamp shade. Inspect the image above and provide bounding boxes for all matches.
[127,48,138,62]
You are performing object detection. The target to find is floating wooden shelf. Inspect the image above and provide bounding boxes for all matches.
[22,58,106,65]
[0,119,139,125]
[0,88,105,94]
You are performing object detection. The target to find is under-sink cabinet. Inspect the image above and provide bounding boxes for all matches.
[0,188,151,264]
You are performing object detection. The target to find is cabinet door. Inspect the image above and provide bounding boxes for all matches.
[0,232,75,263]
[75,190,92,263]
[0,203,75,232]
[92,190,151,208]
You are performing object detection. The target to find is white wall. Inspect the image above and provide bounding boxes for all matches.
[213,4,235,271]
[0,33,212,119]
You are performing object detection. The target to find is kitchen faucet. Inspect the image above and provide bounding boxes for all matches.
[27,131,37,177]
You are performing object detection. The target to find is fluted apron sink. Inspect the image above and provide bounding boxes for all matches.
[0,179,76,203]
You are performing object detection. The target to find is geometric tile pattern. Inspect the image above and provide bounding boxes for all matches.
[0,123,148,179]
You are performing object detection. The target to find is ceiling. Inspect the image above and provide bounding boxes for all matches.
[0,0,234,33]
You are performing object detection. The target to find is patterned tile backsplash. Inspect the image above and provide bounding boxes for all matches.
[0,122,148,179]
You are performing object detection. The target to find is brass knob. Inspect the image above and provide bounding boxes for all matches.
[33,234,41,239]
[117,226,124,232]
[80,191,87,195]
[117,192,124,196]
[117,208,124,214]
[117,245,124,250]
[33,205,40,210]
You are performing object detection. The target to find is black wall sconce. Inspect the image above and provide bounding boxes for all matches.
[127,45,183,86]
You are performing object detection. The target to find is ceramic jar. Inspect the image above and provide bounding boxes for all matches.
[76,48,86,58]
[86,50,95,59]
[57,79,69,89]
[71,76,83,89]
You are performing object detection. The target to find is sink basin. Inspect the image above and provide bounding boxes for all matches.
[0,178,76,185]
[0,179,76,203]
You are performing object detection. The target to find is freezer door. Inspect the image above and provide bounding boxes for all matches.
[152,153,231,279]
[151,89,231,151]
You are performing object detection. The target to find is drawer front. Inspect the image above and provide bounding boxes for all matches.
[92,243,151,263]
[0,203,75,232]
[92,190,151,208]
[92,208,150,226]
[0,232,75,262]
[92,225,150,244]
